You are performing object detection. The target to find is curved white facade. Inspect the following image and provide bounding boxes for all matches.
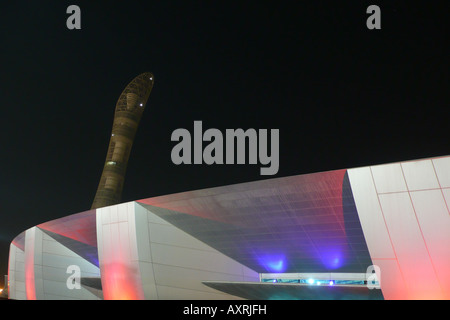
[7,156,450,300]
[8,203,258,300]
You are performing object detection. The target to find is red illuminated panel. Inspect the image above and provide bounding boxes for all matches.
[138,169,348,229]
[101,262,144,300]
[99,223,144,300]
[138,193,233,224]
[37,210,97,247]
[11,232,25,252]
[7,248,10,299]
[24,234,36,300]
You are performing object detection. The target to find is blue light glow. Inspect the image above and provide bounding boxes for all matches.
[267,260,284,272]
[320,249,345,270]
[332,257,340,267]
[307,278,315,285]
[257,253,287,273]
[329,280,334,286]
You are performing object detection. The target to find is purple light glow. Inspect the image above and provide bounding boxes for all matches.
[319,246,346,270]
[257,254,287,273]
[267,260,284,272]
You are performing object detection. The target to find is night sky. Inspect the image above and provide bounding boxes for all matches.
[0,1,448,288]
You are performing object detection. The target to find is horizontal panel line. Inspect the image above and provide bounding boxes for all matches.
[378,188,445,195]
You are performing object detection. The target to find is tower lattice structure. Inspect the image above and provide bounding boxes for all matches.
[91,72,154,209]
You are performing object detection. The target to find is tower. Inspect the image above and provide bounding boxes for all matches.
[91,72,154,209]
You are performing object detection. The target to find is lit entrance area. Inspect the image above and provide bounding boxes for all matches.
[260,272,379,288]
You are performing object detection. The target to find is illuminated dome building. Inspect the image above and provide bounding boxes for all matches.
[7,73,450,300]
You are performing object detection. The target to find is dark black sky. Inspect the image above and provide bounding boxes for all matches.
[0,1,448,287]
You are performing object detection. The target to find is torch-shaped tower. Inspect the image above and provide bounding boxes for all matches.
[91,72,154,209]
